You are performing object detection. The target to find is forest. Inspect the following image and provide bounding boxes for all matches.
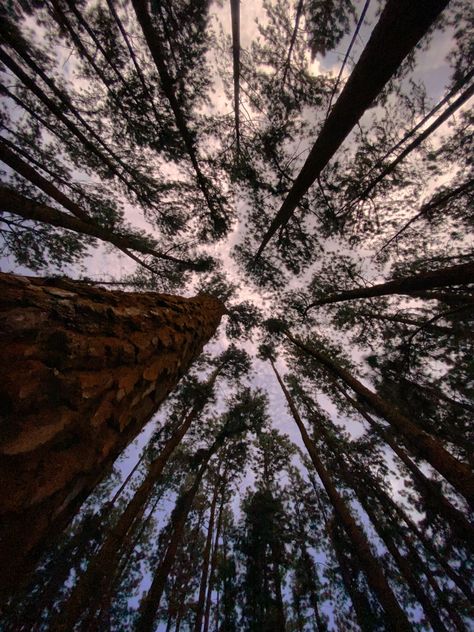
[0,0,473,630]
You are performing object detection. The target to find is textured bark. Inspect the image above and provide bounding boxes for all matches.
[256,0,449,255]
[0,272,225,595]
[284,332,474,507]
[270,361,411,630]
[305,261,474,310]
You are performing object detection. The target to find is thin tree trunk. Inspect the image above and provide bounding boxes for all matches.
[358,81,474,202]
[378,179,474,252]
[0,186,198,269]
[281,0,304,89]
[324,439,450,632]
[136,440,223,632]
[327,519,378,632]
[270,540,287,631]
[52,366,223,631]
[333,382,474,544]
[256,0,449,255]
[305,261,474,311]
[104,0,163,127]
[0,273,225,598]
[230,0,241,157]
[370,479,474,604]
[202,496,225,632]
[194,470,220,632]
[283,331,474,507]
[130,0,220,221]
[0,44,146,202]
[357,308,473,339]
[270,360,411,630]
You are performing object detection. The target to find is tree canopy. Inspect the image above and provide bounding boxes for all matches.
[1,0,473,630]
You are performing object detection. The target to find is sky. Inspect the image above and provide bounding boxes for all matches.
[1,0,472,628]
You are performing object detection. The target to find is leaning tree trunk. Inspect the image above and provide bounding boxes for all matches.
[283,331,474,508]
[0,272,225,597]
[305,261,474,311]
[270,361,411,630]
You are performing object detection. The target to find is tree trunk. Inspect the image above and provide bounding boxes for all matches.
[230,0,241,157]
[202,496,225,632]
[284,331,474,507]
[0,272,225,596]
[328,448,450,632]
[194,470,220,632]
[130,0,219,220]
[270,360,411,631]
[256,0,449,255]
[305,261,474,310]
[327,519,379,632]
[52,365,224,630]
[358,81,474,202]
[333,382,474,544]
[0,185,198,270]
[136,442,221,632]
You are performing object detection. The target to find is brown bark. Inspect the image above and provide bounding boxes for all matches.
[284,331,474,507]
[0,185,198,269]
[305,261,474,311]
[0,272,225,596]
[270,361,411,630]
[256,0,449,256]
[51,364,224,630]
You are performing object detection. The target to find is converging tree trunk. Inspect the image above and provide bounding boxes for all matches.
[305,261,474,311]
[270,360,411,631]
[283,331,474,507]
[0,272,225,596]
[256,0,449,255]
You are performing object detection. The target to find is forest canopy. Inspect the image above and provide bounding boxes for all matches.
[0,0,473,630]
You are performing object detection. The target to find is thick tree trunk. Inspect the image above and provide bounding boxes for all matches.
[270,361,411,630]
[256,0,449,255]
[284,332,474,507]
[0,272,225,596]
[305,261,474,310]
